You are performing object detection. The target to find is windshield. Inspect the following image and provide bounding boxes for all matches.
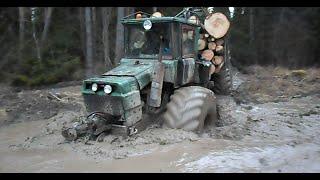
[125,23,172,59]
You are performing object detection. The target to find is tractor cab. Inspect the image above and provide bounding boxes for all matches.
[121,12,202,62]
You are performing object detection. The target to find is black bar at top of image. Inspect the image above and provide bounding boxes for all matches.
[0,0,317,7]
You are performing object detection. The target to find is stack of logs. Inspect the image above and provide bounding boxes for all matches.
[198,35,225,75]
[191,12,230,76]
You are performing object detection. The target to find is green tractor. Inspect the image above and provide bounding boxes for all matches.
[62,7,233,141]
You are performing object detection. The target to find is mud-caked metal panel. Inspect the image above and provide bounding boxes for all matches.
[83,94,124,116]
[177,58,195,85]
[123,105,143,126]
[121,90,142,110]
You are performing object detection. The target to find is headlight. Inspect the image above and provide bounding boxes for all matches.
[91,83,98,92]
[104,85,112,94]
[143,20,152,30]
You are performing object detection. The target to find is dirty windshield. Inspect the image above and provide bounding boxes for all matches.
[125,23,172,59]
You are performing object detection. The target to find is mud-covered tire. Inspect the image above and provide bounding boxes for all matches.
[211,38,233,95]
[162,86,217,133]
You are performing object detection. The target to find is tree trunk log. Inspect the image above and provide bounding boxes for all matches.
[201,50,214,61]
[198,39,207,50]
[213,56,224,65]
[209,64,216,75]
[215,45,224,52]
[215,62,224,73]
[215,39,224,46]
[208,42,216,50]
[204,12,230,38]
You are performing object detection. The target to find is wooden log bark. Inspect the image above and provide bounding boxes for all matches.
[198,39,207,50]
[201,50,214,61]
[204,12,230,39]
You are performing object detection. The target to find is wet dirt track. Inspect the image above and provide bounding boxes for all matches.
[0,67,320,172]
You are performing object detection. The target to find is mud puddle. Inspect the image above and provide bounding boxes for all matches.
[1,66,320,172]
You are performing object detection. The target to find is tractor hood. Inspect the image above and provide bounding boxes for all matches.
[102,61,153,90]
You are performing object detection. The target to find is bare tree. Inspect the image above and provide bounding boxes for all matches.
[91,7,97,61]
[41,7,53,45]
[18,7,25,62]
[79,7,86,58]
[101,7,113,70]
[249,7,254,45]
[85,7,93,77]
[30,7,42,61]
[114,7,125,64]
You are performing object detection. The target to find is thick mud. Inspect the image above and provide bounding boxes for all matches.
[0,66,320,172]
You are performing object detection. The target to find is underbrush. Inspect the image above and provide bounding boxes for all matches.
[10,56,83,87]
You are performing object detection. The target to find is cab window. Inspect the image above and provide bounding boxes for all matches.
[181,25,195,58]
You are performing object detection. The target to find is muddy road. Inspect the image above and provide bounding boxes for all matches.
[0,66,320,172]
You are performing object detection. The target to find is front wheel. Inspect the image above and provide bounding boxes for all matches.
[162,86,217,133]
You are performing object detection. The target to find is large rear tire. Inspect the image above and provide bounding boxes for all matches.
[163,86,217,133]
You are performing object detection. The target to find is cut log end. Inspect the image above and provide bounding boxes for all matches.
[215,45,224,52]
[209,65,216,75]
[213,56,224,65]
[208,42,216,50]
[215,62,225,73]
[204,12,230,39]
[198,39,207,50]
[215,39,224,46]
[201,50,214,61]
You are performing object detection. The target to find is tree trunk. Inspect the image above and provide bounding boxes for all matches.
[198,39,206,50]
[101,7,113,70]
[30,7,41,61]
[249,7,254,46]
[85,7,93,77]
[79,8,86,58]
[91,7,97,62]
[41,7,53,46]
[115,7,125,64]
[18,7,25,62]
[271,7,286,66]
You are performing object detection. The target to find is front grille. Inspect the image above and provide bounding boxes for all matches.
[83,94,123,116]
